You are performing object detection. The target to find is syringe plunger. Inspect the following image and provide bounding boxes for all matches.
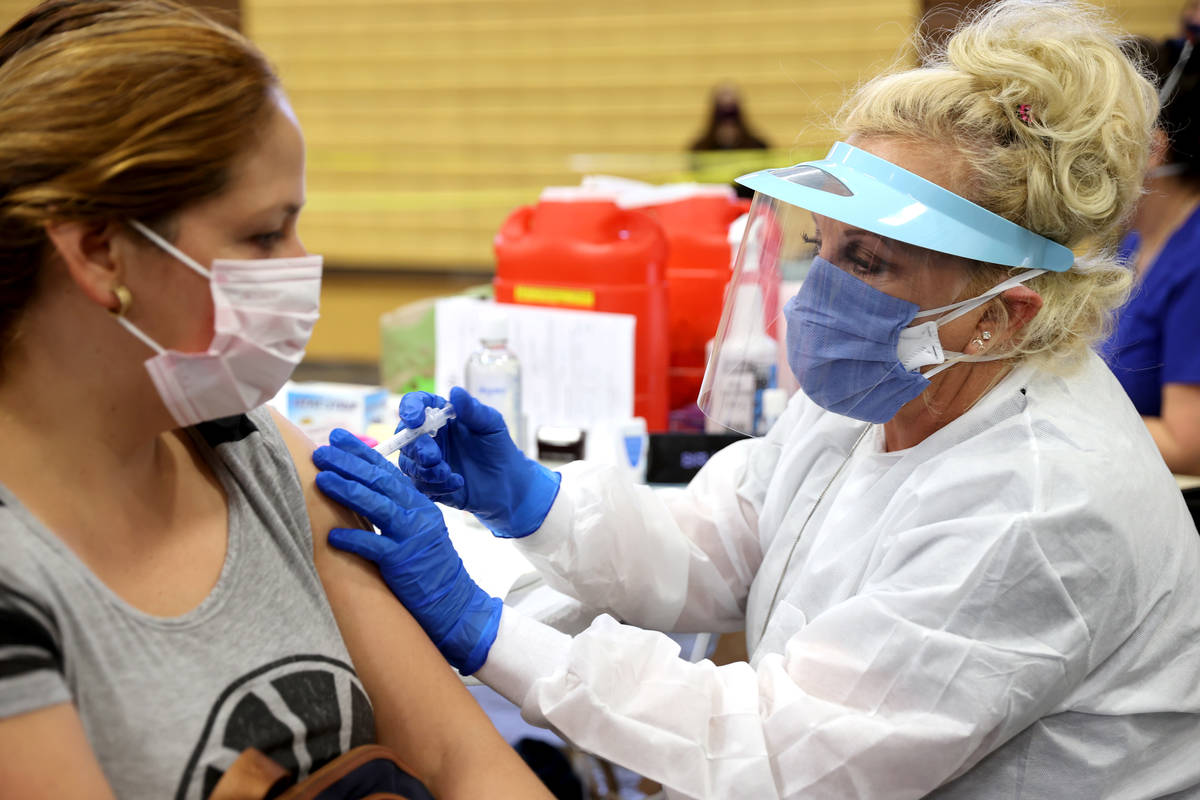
[374,403,457,457]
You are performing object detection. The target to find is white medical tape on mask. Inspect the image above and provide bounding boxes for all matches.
[922,350,999,378]
[897,268,1046,374]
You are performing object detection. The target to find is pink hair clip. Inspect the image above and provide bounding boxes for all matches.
[1017,103,1033,124]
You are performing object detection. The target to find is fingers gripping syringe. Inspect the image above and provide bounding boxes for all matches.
[374,403,457,457]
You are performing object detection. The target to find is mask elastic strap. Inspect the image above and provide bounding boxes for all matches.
[115,219,209,356]
[912,268,1046,327]
[1149,163,1188,179]
[922,350,1003,378]
[111,312,167,355]
[1161,38,1194,105]
[127,219,213,280]
[912,268,1047,378]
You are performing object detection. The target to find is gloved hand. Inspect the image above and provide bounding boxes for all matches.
[313,428,502,675]
[395,386,561,538]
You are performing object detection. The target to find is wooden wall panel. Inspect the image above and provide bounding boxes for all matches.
[922,0,1179,37]
[246,0,921,271]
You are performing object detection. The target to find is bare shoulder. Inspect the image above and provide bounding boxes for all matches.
[265,408,363,540]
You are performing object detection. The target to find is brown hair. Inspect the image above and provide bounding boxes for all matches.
[0,0,279,356]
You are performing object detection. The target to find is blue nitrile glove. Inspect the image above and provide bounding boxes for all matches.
[313,428,502,675]
[394,386,561,538]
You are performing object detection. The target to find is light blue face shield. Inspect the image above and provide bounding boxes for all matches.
[698,141,1073,433]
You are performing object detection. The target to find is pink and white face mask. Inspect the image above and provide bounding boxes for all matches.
[117,220,322,427]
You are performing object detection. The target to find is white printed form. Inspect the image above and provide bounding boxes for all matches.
[434,296,635,438]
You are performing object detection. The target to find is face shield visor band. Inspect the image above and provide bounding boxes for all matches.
[734,141,1074,271]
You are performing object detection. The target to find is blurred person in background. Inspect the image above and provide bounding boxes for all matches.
[689,83,770,153]
[314,1,1200,797]
[689,83,771,198]
[1179,0,1200,39]
[1104,33,1200,474]
[0,2,553,798]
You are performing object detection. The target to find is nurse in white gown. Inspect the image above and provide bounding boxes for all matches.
[313,2,1200,797]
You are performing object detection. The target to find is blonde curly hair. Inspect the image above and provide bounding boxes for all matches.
[839,0,1159,372]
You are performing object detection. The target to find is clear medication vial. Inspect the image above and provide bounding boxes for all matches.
[465,308,525,451]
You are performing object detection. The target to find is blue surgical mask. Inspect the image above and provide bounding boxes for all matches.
[784,256,1043,423]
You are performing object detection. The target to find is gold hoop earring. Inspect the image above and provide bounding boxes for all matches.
[111,285,133,318]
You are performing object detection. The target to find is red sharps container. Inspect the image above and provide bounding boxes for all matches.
[634,186,752,418]
[493,187,670,431]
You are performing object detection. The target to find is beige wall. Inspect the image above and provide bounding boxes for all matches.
[248,0,919,272]
[307,270,488,363]
[253,0,923,363]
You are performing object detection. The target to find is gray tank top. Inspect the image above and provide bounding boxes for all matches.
[0,408,375,799]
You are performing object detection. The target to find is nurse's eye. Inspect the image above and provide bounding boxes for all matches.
[845,243,888,277]
[800,233,822,255]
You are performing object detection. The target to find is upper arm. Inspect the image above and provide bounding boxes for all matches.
[266,410,550,799]
[0,703,115,799]
[0,570,109,796]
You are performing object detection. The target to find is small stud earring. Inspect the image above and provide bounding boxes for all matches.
[971,337,985,349]
[981,331,992,341]
[110,285,133,317]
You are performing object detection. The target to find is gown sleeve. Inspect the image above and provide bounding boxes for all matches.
[511,420,784,634]
[477,449,1109,799]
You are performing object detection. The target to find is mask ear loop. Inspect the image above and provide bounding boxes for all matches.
[110,303,167,355]
[112,220,214,355]
[1160,37,1194,105]
[915,268,1046,378]
[912,268,1046,323]
[127,219,213,280]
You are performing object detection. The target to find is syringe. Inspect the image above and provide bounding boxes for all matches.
[374,403,457,457]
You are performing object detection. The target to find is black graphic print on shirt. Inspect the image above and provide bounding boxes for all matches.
[175,654,374,800]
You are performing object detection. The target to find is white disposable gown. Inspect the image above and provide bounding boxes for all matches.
[475,352,1200,799]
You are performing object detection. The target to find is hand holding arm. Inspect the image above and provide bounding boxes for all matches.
[313,428,501,674]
